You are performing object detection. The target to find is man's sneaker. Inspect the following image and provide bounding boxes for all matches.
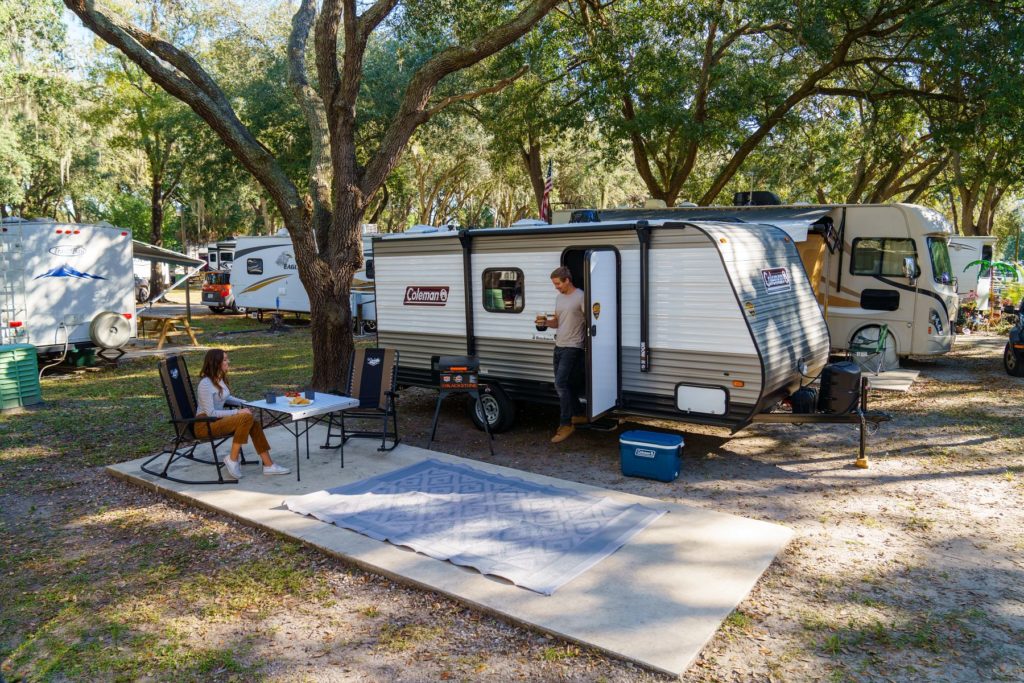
[571,416,589,425]
[222,457,242,480]
[550,425,574,443]
[263,463,291,476]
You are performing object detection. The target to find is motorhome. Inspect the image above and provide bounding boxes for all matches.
[577,203,959,369]
[232,234,376,331]
[0,218,136,352]
[947,235,996,309]
[372,219,834,433]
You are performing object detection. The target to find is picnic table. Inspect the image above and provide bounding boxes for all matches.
[137,313,201,350]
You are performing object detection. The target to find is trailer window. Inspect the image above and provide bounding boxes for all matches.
[205,272,230,285]
[482,268,524,313]
[851,238,916,277]
[927,238,954,284]
[247,258,263,275]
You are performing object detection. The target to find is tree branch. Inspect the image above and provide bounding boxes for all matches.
[425,65,530,117]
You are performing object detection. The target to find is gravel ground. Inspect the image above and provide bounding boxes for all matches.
[3,332,1022,681]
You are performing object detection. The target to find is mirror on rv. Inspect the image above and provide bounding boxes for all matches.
[902,256,920,285]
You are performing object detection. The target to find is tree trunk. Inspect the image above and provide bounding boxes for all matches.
[150,179,166,296]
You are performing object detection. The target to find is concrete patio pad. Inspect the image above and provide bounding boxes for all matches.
[108,424,792,676]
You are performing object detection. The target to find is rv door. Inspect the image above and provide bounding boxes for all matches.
[583,248,620,419]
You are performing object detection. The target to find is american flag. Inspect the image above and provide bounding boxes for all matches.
[540,160,553,224]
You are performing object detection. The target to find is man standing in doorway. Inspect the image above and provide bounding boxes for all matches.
[537,266,587,443]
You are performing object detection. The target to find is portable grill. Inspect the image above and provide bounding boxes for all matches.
[429,355,493,455]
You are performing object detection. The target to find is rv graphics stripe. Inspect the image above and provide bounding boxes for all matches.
[239,274,290,293]
[34,264,106,280]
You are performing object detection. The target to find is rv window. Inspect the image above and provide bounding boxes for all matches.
[481,268,524,313]
[247,258,264,275]
[851,238,917,277]
[220,252,233,263]
[205,272,230,285]
[926,238,954,285]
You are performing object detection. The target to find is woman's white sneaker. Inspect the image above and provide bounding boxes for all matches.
[222,457,242,479]
[263,463,291,476]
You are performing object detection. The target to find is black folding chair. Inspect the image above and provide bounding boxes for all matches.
[322,348,400,452]
[140,354,247,484]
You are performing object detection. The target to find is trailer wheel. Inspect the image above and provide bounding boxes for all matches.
[467,383,516,433]
[363,319,377,333]
[1005,343,1024,376]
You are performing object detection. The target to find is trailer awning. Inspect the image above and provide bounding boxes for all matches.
[132,240,204,268]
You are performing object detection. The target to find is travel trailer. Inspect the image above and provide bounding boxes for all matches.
[372,219,836,433]
[947,235,996,309]
[232,234,376,331]
[0,218,136,352]
[576,204,959,368]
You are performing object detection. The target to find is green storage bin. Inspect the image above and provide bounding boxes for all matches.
[0,344,42,410]
[67,347,97,368]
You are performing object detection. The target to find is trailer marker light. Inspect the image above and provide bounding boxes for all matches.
[9,321,22,328]
[732,380,745,388]
[73,230,80,234]
[719,237,727,244]
[56,229,63,234]
[122,313,133,320]
[1014,344,1024,350]
[121,231,128,236]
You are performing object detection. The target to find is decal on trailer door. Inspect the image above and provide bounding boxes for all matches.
[761,267,791,292]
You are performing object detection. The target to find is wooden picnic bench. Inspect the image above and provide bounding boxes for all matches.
[138,314,201,350]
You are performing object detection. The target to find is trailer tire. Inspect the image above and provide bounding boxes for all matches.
[363,319,377,333]
[467,383,516,433]
[88,311,132,349]
[209,306,226,314]
[1004,343,1024,376]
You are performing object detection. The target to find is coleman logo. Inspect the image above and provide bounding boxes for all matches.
[761,267,791,292]
[635,448,656,459]
[404,286,449,306]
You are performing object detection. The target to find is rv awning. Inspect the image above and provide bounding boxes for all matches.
[132,240,204,268]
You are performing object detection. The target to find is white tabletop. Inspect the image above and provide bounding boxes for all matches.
[244,392,359,421]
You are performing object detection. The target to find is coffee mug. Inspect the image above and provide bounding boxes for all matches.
[535,312,549,332]
[304,389,316,400]
[265,392,277,404]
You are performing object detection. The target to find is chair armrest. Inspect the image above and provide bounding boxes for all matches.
[171,415,218,425]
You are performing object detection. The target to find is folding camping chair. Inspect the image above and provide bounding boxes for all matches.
[849,323,890,375]
[140,354,248,484]
[322,348,400,452]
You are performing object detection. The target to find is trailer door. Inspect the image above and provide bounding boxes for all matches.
[584,248,620,419]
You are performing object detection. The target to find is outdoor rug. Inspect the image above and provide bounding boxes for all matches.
[284,458,667,595]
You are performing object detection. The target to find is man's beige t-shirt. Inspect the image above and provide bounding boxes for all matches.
[555,288,586,348]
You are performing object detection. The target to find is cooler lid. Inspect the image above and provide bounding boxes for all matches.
[620,430,684,448]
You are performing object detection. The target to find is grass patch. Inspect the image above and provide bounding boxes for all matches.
[376,622,443,652]
[539,644,582,661]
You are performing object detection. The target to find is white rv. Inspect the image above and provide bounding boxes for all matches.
[372,219,832,432]
[947,235,996,309]
[0,218,136,352]
[232,234,376,331]
[584,204,959,368]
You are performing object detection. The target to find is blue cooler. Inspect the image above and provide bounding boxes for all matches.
[619,430,684,482]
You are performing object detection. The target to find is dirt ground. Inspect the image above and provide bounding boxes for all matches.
[4,330,1023,681]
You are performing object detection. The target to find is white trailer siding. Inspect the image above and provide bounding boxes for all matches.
[373,221,829,429]
[0,221,135,348]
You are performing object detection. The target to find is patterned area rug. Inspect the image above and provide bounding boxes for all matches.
[284,459,667,595]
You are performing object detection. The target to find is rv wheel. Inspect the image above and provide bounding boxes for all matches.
[1005,343,1024,377]
[467,383,516,433]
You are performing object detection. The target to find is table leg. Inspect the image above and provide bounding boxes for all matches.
[156,320,171,350]
[184,321,199,346]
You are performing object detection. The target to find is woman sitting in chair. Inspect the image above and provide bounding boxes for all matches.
[194,349,290,479]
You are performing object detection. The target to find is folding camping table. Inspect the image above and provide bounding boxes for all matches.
[244,392,359,481]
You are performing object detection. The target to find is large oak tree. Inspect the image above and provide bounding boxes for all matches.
[65,0,561,388]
